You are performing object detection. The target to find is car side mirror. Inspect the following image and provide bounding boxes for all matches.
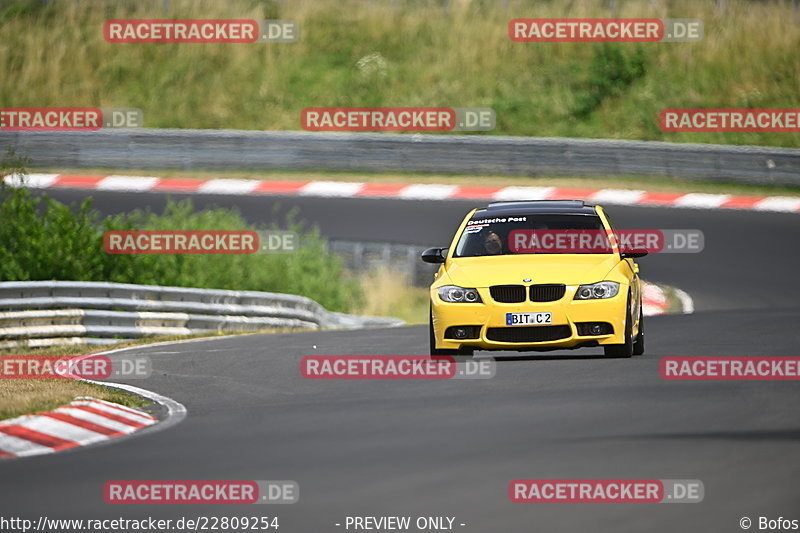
[421,247,446,263]
[621,251,648,259]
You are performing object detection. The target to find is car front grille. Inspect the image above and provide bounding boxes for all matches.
[490,285,526,303]
[529,284,566,302]
[486,325,571,343]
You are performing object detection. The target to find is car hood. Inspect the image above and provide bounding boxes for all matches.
[444,254,620,287]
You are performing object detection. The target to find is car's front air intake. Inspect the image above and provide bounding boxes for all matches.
[490,285,526,303]
[486,325,571,342]
[529,284,566,302]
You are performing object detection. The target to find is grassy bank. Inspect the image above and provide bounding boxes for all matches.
[1,0,798,147]
[0,360,152,420]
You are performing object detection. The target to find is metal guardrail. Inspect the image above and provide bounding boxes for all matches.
[3,129,799,186]
[0,281,402,349]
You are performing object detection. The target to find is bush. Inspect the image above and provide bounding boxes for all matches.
[0,156,362,312]
[570,44,647,119]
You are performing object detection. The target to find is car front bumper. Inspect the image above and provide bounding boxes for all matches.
[431,286,628,351]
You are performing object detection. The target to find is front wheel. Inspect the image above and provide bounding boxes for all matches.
[632,304,645,356]
[604,295,634,358]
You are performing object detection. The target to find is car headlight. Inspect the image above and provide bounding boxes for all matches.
[438,285,482,303]
[574,281,620,300]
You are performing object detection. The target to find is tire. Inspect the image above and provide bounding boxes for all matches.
[429,305,474,358]
[455,347,475,357]
[603,294,634,358]
[632,303,645,356]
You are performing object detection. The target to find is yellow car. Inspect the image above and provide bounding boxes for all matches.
[422,200,646,358]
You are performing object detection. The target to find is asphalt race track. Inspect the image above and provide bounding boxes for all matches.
[1,188,799,532]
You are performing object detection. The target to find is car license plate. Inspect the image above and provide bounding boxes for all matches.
[506,312,552,326]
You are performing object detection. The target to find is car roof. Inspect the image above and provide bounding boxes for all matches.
[473,200,599,217]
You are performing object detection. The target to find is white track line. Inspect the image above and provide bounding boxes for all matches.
[300,181,364,197]
[673,193,731,209]
[68,399,154,424]
[198,179,260,195]
[4,173,59,188]
[97,176,160,191]
[12,416,109,444]
[754,196,800,212]
[0,432,56,457]
[492,186,555,201]
[590,189,646,204]
[674,288,696,314]
[398,184,458,200]
[55,407,141,432]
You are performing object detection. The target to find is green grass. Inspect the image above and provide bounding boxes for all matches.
[359,267,430,325]
[1,0,798,147]
[0,362,153,420]
[0,174,364,313]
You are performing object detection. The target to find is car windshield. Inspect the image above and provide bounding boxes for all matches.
[453,213,610,257]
